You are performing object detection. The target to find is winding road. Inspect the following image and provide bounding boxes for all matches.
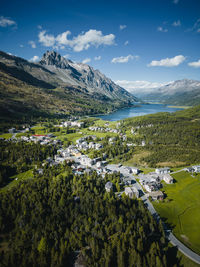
[107,164,200,265]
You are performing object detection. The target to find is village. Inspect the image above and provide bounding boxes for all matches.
[4,119,200,203]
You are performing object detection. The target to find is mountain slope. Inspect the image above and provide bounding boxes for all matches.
[134,79,200,106]
[0,51,138,120]
[39,50,136,102]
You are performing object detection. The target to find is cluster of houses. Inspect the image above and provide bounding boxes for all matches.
[59,120,85,128]
[138,168,173,201]
[105,175,140,199]
[76,136,103,151]
[88,126,119,134]
[20,134,61,146]
[8,127,30,134]
[186,165,200,173]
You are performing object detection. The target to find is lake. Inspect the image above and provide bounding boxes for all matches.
[95,104,184,121]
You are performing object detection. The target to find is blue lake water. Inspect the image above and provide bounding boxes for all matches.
[95,104,184,121]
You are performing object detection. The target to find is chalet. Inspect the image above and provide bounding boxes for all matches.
[8,128,16,133]
[185,167,194,173]
[163,174,173,184]
[148,191,164,201]
[132,167,140,175]
[105,182,113,192]
[96,161,103,168]
[155,167,170,175]
[192,165,200,173]
[125,186,139,198]
[144,184,154,192]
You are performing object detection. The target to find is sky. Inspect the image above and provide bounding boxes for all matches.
[0,0,200,92]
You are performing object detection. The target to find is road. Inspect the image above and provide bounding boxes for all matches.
[107,164,200,265]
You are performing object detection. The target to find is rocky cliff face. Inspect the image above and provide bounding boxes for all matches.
[39,51,138,102]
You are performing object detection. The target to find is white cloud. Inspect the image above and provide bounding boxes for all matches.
[82,58,91,64]
[157,26,168,32]
[38,29,115,52]
[173,0,179,4]
[172,20,181,27]
[148,55,186,67]
[188,59,200,68]
[37,25,42,29]
[63,54,70,59]
[124,40,129,45]
[29,40,36,48]
[119,25,127,30]
[94,56,101,61]
[116,80,172,93]
[38,30,55,47]
[0,16,16,27]
[29,55,39,62]
[19,44,24,48]
[111,54,138,64]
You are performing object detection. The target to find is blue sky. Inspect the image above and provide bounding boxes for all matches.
[0,0,200,91]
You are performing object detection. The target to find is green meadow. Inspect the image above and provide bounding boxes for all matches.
[153,171,200,254]
[0,170,34,192]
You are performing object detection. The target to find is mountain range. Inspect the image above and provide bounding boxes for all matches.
[0,50,138,120]
[129,79,200,106]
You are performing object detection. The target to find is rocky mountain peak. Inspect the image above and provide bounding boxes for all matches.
[40,50,72,69]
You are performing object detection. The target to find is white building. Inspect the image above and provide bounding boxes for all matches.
[125,186,139,198]
[192,165,200,173]
[105,182,113,192]
[163,174,173,184]
[132,167,140,175]
[155,167,170,175]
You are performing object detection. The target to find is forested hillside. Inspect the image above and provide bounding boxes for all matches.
[122,105,200,167]
[0,169,173,267]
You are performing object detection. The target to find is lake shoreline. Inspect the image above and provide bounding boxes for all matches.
[94,103,184,121]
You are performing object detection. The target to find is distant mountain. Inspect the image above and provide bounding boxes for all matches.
[39,51,137,102]
[0,50,139,120]
[132,79,200,106]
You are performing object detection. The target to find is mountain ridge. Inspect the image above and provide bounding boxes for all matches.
[0,50,139,120]
[39,50,137,102]
[130,78,200,106]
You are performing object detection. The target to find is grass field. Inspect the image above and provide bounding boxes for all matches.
[153,171,200,254]
[123,149,152,167]
[0,170,34,192]
[0,133,12,139]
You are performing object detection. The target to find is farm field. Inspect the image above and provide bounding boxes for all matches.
[153,171,200,254]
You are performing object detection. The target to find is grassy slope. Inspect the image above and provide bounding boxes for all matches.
[153,171,200,254]
[0,170,34,192]
[0,70,122,121]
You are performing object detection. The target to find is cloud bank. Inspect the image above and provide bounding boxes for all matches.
[119,25,127,30]
[82,58,91,64]
[188,59,200,68]
[148,55,186,67]
[116,80,171,93]
[0,16,16,27]
[29,55,39,62]
[38,29,115,52]
[111,54,138,63]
